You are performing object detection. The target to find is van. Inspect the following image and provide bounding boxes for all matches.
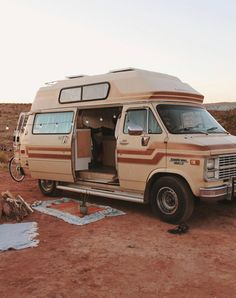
[11,68,236,223]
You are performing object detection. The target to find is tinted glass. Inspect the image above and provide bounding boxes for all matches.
[157,104,226,134]
[124,109,162,134]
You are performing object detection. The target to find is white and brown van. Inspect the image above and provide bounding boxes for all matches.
[12,68,236,223]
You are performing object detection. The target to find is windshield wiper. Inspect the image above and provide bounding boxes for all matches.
[207,127,226,133]
[207,127,218,132]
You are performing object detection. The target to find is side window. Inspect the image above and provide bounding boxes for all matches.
[124,108,162,134]
[124,109,147,134]
[148,109,162,134]
[33,111,74,134]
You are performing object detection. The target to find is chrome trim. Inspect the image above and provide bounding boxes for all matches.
[57,185,144,203]
[204,156,219,182]
[200,178,236,200]
[200,185,228,198]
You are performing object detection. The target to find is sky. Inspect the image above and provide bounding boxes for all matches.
[0,0,235,103]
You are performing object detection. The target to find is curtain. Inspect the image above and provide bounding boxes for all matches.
[33,112,74,134]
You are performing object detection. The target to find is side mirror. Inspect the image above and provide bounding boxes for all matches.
[128,124,143,136]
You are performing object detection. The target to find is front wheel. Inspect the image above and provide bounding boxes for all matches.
[150,176,194,224]
[8,156,25,182]
[38,179,60,196]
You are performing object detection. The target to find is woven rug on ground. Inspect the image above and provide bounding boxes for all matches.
[32,198,125,225]
[0,222,39,251]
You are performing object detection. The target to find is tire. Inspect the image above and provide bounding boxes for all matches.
[38,179,60,196]
[150,176,194,224]
[8,156,25,182]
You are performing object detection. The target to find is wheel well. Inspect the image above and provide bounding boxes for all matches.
[144,172,194,203]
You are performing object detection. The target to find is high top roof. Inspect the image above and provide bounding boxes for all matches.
[31,68,204,111]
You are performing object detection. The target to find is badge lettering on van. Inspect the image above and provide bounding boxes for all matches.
[170,158,188,165]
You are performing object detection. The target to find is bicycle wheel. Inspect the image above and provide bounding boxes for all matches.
[8,156,25,182]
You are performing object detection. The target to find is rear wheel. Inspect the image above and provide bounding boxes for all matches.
[8,156,25,182]
[150,176,194,224]
[38,179,60,196]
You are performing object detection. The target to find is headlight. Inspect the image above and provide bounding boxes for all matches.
[205,157,219,181]
[206,171,216,179]
[206,158,215,170]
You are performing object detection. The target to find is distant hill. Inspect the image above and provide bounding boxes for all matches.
[0,103,31,151]
[209,109,236,135]
[204,102,236,135]
[204,102,236,111]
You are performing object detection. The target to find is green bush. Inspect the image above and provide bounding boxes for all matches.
[0,151,8,163]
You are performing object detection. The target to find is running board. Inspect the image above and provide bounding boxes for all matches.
[56,184,144,203]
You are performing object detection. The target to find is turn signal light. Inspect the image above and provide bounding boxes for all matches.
[190,159,200,166]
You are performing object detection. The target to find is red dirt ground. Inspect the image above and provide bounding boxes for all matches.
[0,170,236,298]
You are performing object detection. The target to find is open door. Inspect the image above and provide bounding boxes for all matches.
[28,108,76,182]
[116,104,167,191]
[75,128,91,171]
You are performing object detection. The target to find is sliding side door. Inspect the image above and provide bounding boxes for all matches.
[28,108,76,182]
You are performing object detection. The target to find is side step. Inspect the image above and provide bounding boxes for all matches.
[56,184,144,204]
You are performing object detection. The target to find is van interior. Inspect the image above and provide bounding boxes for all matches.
[75,107,122,185]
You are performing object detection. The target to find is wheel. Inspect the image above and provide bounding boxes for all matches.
[150,176,194,224]
[8,156,25,182]
[38,179,60,196]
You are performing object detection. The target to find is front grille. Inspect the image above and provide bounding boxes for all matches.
[219,154,236,179]
[219,155,236,167]
[219,167,236,180]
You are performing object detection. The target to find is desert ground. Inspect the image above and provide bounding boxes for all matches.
[1,103,236,297]
[0,169,236,298]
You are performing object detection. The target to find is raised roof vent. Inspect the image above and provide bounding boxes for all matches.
[65,75,87,79]
[109,67,135,73]
[45,80,58,86]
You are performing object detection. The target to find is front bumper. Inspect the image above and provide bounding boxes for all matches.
[199,178,236,200]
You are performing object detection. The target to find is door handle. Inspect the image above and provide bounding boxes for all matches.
[119,140,129,145]
[142,136,150,146]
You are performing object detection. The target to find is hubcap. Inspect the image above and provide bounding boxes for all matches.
[156,187,178,215]
[41,180,54,192]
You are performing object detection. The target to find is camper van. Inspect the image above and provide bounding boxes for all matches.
[11,68,236,223]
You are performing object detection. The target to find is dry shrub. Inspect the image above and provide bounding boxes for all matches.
[210,109,236,135]
[0,151,8,164]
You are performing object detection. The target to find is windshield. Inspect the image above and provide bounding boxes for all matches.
[157,104,226,134]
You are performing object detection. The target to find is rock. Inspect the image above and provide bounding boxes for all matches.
[0,191,33,221]
[2,201,12,217]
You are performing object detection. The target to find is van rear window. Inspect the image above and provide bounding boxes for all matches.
[33,111,74,134]
[59,82,110,103]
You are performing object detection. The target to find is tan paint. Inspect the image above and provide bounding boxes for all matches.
[12,68,236,201]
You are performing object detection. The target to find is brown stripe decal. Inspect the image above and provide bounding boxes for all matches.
[150,91,204,101]
[168,143,236,151]
[118,153,165,164]
[118,151,205,165]
[151,95,203,102]
[28,153,71,160]
[117,149,155,155]
[27,146,71,152]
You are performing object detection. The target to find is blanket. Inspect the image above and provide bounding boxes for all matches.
[32,198,125,225]
[0,222,39,251]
